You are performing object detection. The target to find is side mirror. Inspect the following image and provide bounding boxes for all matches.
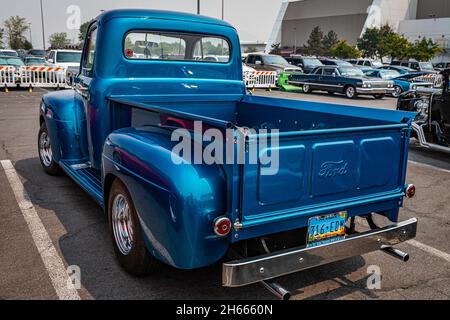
[332,73,337,77]
[298,63,304,68]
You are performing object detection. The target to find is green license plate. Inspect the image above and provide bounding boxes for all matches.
[307,211,347,247]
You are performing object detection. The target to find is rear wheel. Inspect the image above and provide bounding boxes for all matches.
[303,84,312,93]
[344,86,357,99]
[38,123,62,176]
[108,179,161,276]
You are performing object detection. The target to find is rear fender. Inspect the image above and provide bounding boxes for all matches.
[40,90,89,163]
[102,127,229,269]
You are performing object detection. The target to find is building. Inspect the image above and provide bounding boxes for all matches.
[267,0,450,61]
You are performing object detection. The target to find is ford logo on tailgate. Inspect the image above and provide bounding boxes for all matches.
[318,161,349,178]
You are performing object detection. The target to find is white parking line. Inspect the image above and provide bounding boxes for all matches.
[407,240,450,263]
[0,160,81,300]
[408,160,450,174]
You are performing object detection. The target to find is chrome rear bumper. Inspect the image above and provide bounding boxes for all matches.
[222,218,417,287]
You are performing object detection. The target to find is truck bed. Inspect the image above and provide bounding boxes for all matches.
[109,94,416,241]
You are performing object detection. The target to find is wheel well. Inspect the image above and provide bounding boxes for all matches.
[39,115,45,126]
[103,173,117,214]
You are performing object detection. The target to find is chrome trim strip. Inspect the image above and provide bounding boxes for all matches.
[288,80,343,88]
[223,218,417,287]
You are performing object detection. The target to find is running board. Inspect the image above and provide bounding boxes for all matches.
[59,161,104,206]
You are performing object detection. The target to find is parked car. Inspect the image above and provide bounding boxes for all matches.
[27,49,47,58]
[23,56,46,66]
[378,65,416,75]
[397,69,450,153]
[319,58,353,67]
[0,50,19,57]
[46,49,82,68]
[0,55,25,73]
[285,55,323,74]
[288,65,394,99]
[355,59,384,68]
[434,62,450,71]
[363,69,433,97]
[391,60,437,73]
[245,53,303,75]
[37,9,418,297]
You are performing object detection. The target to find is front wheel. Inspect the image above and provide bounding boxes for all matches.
[392,86,403,98]
[108,179,161,276]
[38,123,62,176]
[303,84,312,94]
[345,86,357,99]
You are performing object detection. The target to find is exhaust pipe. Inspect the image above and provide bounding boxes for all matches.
[261,281,292,300]
[382,246,410,262]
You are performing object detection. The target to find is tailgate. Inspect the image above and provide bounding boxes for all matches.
[234,124,410,241]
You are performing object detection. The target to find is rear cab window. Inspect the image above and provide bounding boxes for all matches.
[124,31,230,63]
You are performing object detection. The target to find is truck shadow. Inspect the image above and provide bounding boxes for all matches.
[15,157,374,300]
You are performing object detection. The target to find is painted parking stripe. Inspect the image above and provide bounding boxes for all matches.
[0,160,81,300]
[407,239,450,263]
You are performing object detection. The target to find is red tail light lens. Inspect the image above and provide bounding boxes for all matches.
[214,217,232,237]
[405,184,416,198]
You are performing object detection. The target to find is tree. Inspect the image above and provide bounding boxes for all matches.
[411,38,443,61]
[79,19,94,42]
[322,30,338,55]
[269,43,281,55]
[0,28,5,49]
[3,16,29,49]
[49,32,71,49]
[357,24,396,60]
[380,33,412,60]
[305,26,324,56]
[329,40,361,59]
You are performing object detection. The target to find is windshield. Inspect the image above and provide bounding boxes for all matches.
[336,60,353,67]
[372,61,383,68]
[339,67,364,76]
[263,55,290,66]
[419,62,434,71]
[380,70,400,79]
[0,51,18,57]
[303,58,323,67]
[29,50,47,56]
[0,57,24,67]
[25,58,46,65]
[56,52,82,63]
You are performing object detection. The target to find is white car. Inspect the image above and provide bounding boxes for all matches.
[0,50,19,57]
[46,50,82,69]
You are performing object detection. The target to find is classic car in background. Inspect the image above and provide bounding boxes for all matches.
[288,65,394,99]
[397,69,450,153]
[363,69,434,98]
[245,53,303,75]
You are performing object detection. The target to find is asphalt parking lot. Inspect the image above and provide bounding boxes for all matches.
[0,88,449,300]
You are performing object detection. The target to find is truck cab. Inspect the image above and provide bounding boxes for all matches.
[38,9,418,297]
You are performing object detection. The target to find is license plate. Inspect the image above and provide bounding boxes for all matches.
[307,211,347,247]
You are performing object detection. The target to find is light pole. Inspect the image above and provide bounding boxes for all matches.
[222,0,224,20]
[293,27,298,54]
[40,0,46,49]
[28,23,32,48]
[197,0,200,14]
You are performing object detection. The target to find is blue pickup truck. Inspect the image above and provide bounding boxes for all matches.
[38,9,418,298]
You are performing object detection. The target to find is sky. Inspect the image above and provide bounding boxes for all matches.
[0,0,282,49]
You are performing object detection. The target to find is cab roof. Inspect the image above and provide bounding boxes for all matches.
[97,9,234,28]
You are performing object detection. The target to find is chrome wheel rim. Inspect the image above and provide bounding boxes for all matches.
[346,87,355,98]
[393,86,402,97]
[39,131,53,167]
[112,194,134,256]
[303,84,310,92]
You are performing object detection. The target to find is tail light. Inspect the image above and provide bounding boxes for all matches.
[214,217,231,237]
[405,184,416,198]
